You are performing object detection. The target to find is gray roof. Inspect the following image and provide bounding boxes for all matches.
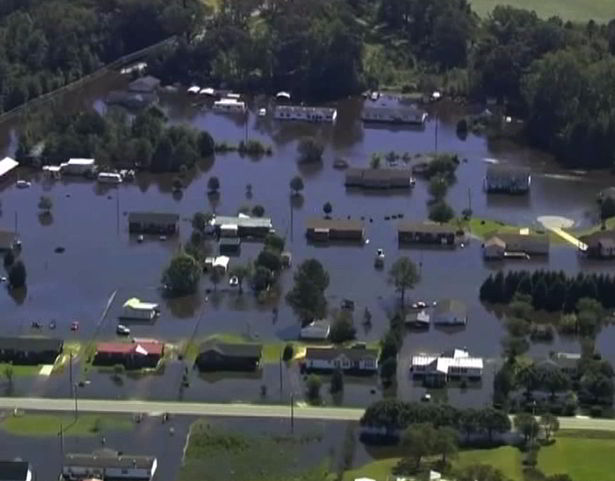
[579,229,615,245]
[198,342,262,359]
[64,450,155,470]
[128,212,179,225]
[211,216,272,229]
[305,218,364,232]
[490,233,549,253]
[346,168,412,182]
[305,347,378,362]
[398,221,457,235]
[0,231,17,250]
[128,75,161,93]
[434,299,467,317]
[0,337,63,353]
[486,165,530,181]
[0,461,30,480]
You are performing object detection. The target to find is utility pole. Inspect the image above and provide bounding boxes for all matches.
[279,353,283,395]
[289,194,294,243]
[434,114,439,153]
[59,423,64,459]
[68,352,73,395]
[116,187,120,236]
[290,393,294,434]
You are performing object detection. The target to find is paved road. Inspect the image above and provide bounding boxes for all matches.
[1,398,615,432]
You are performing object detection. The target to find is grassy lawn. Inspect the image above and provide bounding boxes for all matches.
[539,433,615,481]
[0,413,134,437]
[0,363,41,377]
[470,0,615,22]
[179,421,329,481]
[463,217,520,239]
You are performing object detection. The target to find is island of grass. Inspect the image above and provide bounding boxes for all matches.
[179,420,330,481]
[0,413,134,437]
[470,0,615,22]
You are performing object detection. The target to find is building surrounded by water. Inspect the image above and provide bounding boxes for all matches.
[62,450,157,481]
[128,212,179,235]
[274,105,337,123]
[305,218,364,242]
[345,168,414,189]
[484,165,531,194]
[483,232,549,259]
[361,95,427,125]
[398,222,459,246]
[410,348,483,385]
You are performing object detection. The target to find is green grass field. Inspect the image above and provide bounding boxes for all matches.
[471,0,615,22]
[0,413,134,437]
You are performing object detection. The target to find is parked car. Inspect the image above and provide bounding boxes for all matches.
[16,180,31,189]
[229,276,239,287]
[116,324,130,336]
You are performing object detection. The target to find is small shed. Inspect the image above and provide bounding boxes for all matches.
[483,236,506,259]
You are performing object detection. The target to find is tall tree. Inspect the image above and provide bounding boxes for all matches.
[388,257,419,310]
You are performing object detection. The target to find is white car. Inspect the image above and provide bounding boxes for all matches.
[16,180,31,189]
[229,276,239,287]
[258,108,267,117]
[116,324,130,336]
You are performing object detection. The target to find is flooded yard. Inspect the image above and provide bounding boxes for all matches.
[1,72,614,407]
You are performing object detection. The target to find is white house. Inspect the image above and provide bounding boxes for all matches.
[433,299,468,326]
[213,98,246,113]
[62,451,157,481]
[304,347,378,373]
[404,310,430,327]
[300,320,330,340]
[121,298,160,321]
[61,158,95,176]
[410,349,483,385]
[97,172,123,184]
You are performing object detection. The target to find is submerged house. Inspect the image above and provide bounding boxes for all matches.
[398,222,459,246]
[305,218,364,242]
[274,105,337,123]
[484,165,531,194]
[128,212,179,235]
[127,76,161,94]
[120,298,160,321]
[93,340,164,369]
[433,299,468,326]
[0,231,18,252]
[0,461,33,481]
[300,320,331,340]
[579,230,615,259]
[62,450,158,481]
[361,96,427,125]
[210,215,273,238]
[483,233,549,259]
[195,342,262,372]
[0,337,63,365]
[405,310,430,328]
[344,168,414,189]
[304,347,379,373]
[410,348,483,385]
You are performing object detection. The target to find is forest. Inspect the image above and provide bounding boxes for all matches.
[5,0,615,168]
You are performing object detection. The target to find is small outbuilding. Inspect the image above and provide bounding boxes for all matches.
[128,212,179,235]
[305,218,364,242]
[433,299,468,326]
[120,298,160,321]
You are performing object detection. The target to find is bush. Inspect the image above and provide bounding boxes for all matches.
[329,314,356,343]
[198,131,215,156]
[251,205,265,217]
[298,136,324,163]
[282,343,294,361]
[428,200,455,223]
[238,139,267,156]
[590,405,603,418]
[3,250,15,268]
[8,260,26,288]
[306,374,322,403]
[331,368,344,394]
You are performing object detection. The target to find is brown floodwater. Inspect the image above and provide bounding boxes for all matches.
[0,71,614,407]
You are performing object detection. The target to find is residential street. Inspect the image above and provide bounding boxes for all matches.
[1,397,615,431]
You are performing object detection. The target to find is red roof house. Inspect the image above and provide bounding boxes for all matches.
[94,340,164,369]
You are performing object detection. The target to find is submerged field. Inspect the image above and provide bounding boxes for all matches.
[471,0,615,21]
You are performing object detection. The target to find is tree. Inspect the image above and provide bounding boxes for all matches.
[3,250,15,268]
[514,413,539,443]
[401,423,437,470]
[428,200,455,223]
[538,365,570,399]
[580,371,614,404]
[434,426,458,463]
[264,234,285,253]
[162,252,201,296]
[256,249,282,273]
[532,277,548,310]
[297,136,324,163]
[3,365,14,387]
[323,201,332,217]
[428,176,448,200]
[305,374,322,403]
[329,314,356,343]
[501,335,529,361]
[545,279,567,312]
[380,357,397,386]
[601,197,615,220]
[290,176,304,195]
[210,268,221,292]
[540,413,559,441]
[207,176,220,193]
[38,195,52,214]
[229,264,250,294]
[198,131,215,156]
[8,260,26,289]
[251,265,273,292]
[388,257,419,310]
[286,259,329,322]
[455,464,506,481]
[517,364,540,398]
[251,204,265,217]
[192,212,210,232]
[478,407,511,443]
[330,368,344,394]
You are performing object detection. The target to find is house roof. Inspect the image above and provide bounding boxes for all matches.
[486,164,530,181]
[305,218,364,232]
[405,310,430,324]
[305,347,379,362]
[128,76,161,93]
[219,237,241,246]
[398,221,457,235]
[0,157,18,177]
[96,341,163,357]
[484,236,506,248]
[411,349,483,373]
[0,231,17,250]
[122,298,158,311]
[550,352,581,370]
[0,337,63,353]
[434,299,467,317]
[128,212,179,225]
[64,451,155,470]
[198,342,262,359]
[493,233,549,252]
[211,216,272,229]
[346,168,412,182]
[0,461,30,480]
[579,229,615,245]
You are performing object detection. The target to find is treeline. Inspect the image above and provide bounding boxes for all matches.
[17,106,214,172]
[0,0,205,113]
[360,400,511,441]
[480,270,615,312]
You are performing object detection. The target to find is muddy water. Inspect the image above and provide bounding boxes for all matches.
[1,72,614,407]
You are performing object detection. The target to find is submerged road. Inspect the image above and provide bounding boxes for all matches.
[1,398,615,432]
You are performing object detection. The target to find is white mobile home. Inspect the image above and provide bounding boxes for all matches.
[97,172,123,184]
[61,158,95,176]
[411,348,483,384]
[121,298,160,321]
[213,98,247,114]
[304,347,378,373]
[62,451,157,481]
